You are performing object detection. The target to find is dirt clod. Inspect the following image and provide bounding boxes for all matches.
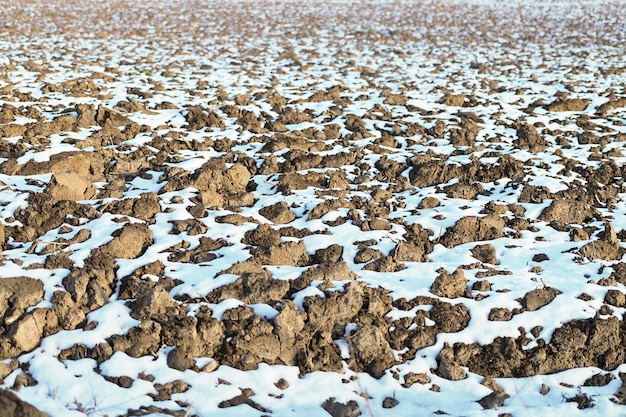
[322,398,361,417]
[349,325,395,378]
[477,390,510,409]
[430,268,468,298]
[0,389,47,417]
[521,287,561,311]
[382,397,399,408]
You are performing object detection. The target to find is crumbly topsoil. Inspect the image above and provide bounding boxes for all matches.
[1,0,626,416]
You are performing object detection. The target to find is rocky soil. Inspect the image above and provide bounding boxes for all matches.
[1,0,626,416]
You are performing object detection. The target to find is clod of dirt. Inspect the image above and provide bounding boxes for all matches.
[62,251,117,311]
[274,378,289,390]
[304,282,365,337]
[0,360,18,383]
[184,105,225,130]
[215,213,258,226]
[435,346,467,380]
[167,236,228,264]
[362,256,406,273]
[22,114,77,140]
[0,389,47,417]
[579,222,624,261]
[382,91,407,106]
[565,391,595,409]
[308,198,352,221]
[208,271,289,304]
[472,280,492,292]
[344,114,370,139]
[449,118,480,147]
[430,268,468,298]
[6,310,49,354]
[597,97,626,116]
[108,320,161,359]
[604,290,626,308]
[518,184,551,204]
[349,325,395,378]
[276,107,312,125]
[392,224,433,263]
[314,244,344,264]
[546,98,591,112]
[584,373,615,387]
[488,308,513,321]
[439,92,466,107]
[444,182,484,200]
[430,302,471,333]
[321,398,361,417]
[149,379,190,401]
[0,104,17,123]
[74,103,96,128]
[366,218,392,231]
[44,172,96,201]
[10,193,98,242]
[470,244,498,264]
[236,109,267,133]
[418,196,440,209]
[521,287,561,311]
[243,224,281,247]
[36,228,90,257]
[169,219,208,236]
[99,223,153,259]
[0,125,27,146]
[293,262,358,292]
[402,372,430,388]
[250,241,309,266]
[481,376,504,392]
[224,163,252,193]
[95,105,133,128]
[579,240,623,261]
[439,215,505,248]
[259,201,296,224]
[569,227,589,242]
[221,315,282,370]
[167,347,195,371]
[16,151,105,180]
[393,241,430,263]
[106,192,161,220]
[599,221,619,245]
[608,263,626,286]
[382,397,399,408]
[514,123,548,152]
[453,316,624,378]
[278,171,327,194]
[538,200,597,225]
[477,390,510,409]
[272,301,306,359]
[128,287,184,322]
[354,247,381,264]
[51,291,86,330]
[0,278,44,327]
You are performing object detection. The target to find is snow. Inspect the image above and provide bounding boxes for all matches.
[1,0,626,415]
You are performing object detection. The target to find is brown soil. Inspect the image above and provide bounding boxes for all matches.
[1,0,626,415]
[0,389,47,417]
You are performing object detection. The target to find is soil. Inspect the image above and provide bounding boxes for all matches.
[1,0,626,415]
[0,389,47,417]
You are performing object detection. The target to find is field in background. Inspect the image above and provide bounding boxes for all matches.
[1,1,626,416]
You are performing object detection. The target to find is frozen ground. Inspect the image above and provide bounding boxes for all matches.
[0,0,626,416]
